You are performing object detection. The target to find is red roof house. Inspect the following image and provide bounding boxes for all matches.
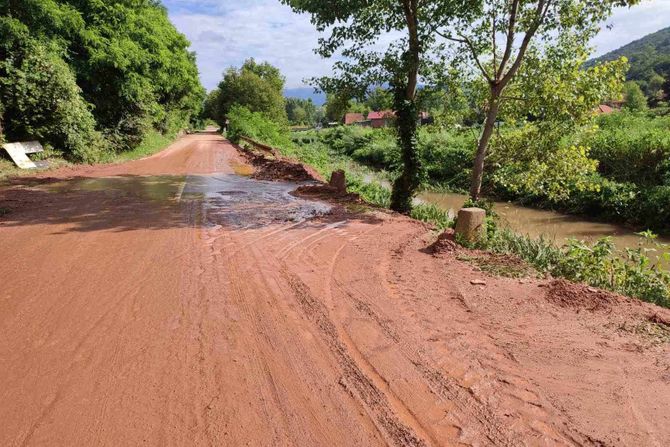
[344,113,365,125]
[368,110,396,128]
[595,104,614,115]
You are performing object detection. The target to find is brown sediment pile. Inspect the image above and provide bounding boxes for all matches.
[236,141,323,182]
[546,278,623,311]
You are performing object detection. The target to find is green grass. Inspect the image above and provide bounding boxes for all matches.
[108,130,177,162]
[486,227,670,308]
[410,203,454,230]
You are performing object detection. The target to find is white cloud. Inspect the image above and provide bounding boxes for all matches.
[165,0,670,91]
[166,0,332,90]
[591,0,670,57]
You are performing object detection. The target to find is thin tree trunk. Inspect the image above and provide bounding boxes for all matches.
[390,88,420,213]
[470,94,500,200]
[390,0,421,213]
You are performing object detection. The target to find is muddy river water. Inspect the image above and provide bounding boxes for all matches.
[419,191,670,266]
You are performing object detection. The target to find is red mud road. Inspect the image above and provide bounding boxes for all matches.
[1,133,670,446]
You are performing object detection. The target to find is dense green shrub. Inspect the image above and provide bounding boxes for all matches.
[488,229,670,308]
[417,130,473,189]
[582,112,670,186]
[226,105,292,149]
[0,25,107,162]
[0,0,204,155]
[636,186,670,232]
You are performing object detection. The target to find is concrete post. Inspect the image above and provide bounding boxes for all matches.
[329,170,347,193]
[455,207,487,244]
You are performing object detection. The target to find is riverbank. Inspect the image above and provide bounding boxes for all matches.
[420,190,670,266]
[283,133,670,307]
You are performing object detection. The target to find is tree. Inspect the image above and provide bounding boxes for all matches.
[215,59,287,126]
[623,81,648,111]
[282,0,473,213]
[0,18,105,162]
[647,73,666,106]
[286,97,318,125]
[324,92,350,123]
[365,87,393,112]
[203,89,222,124]
[1,0,204,152]
[437,0,640,200]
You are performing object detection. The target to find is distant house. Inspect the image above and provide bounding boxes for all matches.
[367,110,431,128]
[368,110,396,128]
[344,113,365,125]
[595,101,624,115]
[595,104,615,115]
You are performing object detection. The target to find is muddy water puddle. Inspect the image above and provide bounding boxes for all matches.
[44,174,331,229]
[420,191,670,267]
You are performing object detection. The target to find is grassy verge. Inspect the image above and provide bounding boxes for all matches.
[105,130,178,163]
[484,228,670,308]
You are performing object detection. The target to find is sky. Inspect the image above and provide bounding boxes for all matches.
[164,0,670,92]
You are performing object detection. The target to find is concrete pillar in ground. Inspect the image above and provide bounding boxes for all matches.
[329,170,347,193]
[455,207,487,244]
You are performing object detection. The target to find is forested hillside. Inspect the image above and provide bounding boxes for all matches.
[0,0,204,162]
[590,26,670,102]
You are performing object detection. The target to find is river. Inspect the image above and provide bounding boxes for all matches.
[419,191,670,267]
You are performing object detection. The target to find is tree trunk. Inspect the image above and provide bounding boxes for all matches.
[470,94,500,201]
[390,88,420,213]
[390,0,420,214]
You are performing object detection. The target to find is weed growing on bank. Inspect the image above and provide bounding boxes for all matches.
[485,227,670,308]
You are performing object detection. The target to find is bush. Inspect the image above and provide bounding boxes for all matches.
[418,129,474,189]
[636,186,670,233]
[487,229,670,308]
[226,105,292,149]
[582,112,670,186]
[0,33,108,162]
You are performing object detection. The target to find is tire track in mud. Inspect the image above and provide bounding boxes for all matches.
[209,226,368,445]
[358,225,605,446]
[275,220,445,446]
[281,218,587,446]
[282,269,428,447]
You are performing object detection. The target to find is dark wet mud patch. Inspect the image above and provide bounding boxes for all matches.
[181,175,331,229]
[24,174,331,230]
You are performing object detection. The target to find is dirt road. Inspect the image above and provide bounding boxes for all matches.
[1,133,669,446]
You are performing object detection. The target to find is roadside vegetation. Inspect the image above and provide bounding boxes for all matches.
[224,104,670,308]
[299,111,670,234]
[0,0,204,164]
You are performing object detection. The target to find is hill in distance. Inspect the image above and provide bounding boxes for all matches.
[284,87,326,106]
[589,26,670,92]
